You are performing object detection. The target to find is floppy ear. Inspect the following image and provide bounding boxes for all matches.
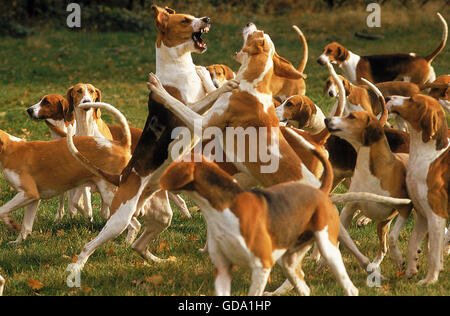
[60,98,74,122]
[164,6,176,14]
[296,99,314,128]
[159,161,196,191]
[94,88,102,103]
[66,86,75,110]
[341,77,352,95]
[362,116,383,146]
[273,53,306,80]
[420,109,439,143]
[336,45,349,63]
[152,5,170,34]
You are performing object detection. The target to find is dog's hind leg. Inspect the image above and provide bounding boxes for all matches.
[131,190,173,263]
[444,225,450,256]
[0,192,36,232]
[272,242,313,297]
[54,192,66,222]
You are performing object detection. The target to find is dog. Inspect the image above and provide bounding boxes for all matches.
[325,80,413,271]
[206,64,236,88]
[234,24,308,101]
[0,103,131,244]
[318,13,447,86]
[423,74,450,112]
[159,147,359,296]
[387,94,449,285]
[67,4,239,273]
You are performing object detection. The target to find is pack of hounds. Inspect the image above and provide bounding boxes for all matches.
[0,4,449,296]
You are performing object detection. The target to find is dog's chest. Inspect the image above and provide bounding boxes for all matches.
[350,147,394,219]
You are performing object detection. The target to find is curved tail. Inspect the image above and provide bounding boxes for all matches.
[284,127,333,194]
[292,25,308,73]
[326,62,346,117]
[425,13,448,63]
[66,102,131,187]
[330,192,411,206]
[78,102,131,149]
[361,78,388,126]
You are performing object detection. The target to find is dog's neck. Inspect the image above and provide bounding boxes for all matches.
[0,130,24,161]
[408,126,449,162]
[339,51,360,85]
[74,108,100,137]
[155,43,204,104]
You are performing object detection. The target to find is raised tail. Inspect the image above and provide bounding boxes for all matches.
[425,13,448,63]
[284,127,333,194]
[331,192,411,206]
[292,25,308,73]
[361,78,388,126]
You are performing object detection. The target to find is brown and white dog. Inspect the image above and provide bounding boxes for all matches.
[318,13,447,86]
[423,74,450,112]
[0,103,131,244]
[234,24,308,101]
[160,150,358,296]
[67,4,239,272]
[206,64,236,88]
[325,81,413,271]
[387,94,449,285]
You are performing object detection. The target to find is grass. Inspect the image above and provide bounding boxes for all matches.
[0,3,449,296]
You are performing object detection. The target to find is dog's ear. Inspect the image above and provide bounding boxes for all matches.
[341,76,352,95]
[60,98,74,123]
[66,86,75,110]
[362,116,383,146]
[273,53,305,80]
[420,106,447,149]
[152,5,170,34]
[160,161,196,191]
[336,45,349,63]
[164,6,176,14]
[94,88,102,103]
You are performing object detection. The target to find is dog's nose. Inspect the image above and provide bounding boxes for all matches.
[317,58,325,65]
[246,22,254,28]
[27,108,34,116]
[202,17,210,24]
[324,118,331,126]
[385,96,392,103]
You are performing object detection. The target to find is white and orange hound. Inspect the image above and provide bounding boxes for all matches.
[206,64,236,88]
[318,13,447,86]
[387,94,449,285]
[160,148,358,296]
[326,80,413,271]
[0,103,130,244]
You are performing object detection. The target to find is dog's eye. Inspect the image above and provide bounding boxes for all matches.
[326,49,332,54]
[89,89,94,94]
[348,114,355,119]
[285,102,293,108]
[77,89,82,94]
[182,18,191,24]
[42,99,48,105]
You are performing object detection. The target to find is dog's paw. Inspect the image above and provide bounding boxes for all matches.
[356,215,372,227]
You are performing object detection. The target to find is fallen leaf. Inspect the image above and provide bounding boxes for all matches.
[106,247,114,256]
[27,279,44,290]
[145,275,163,286]
[157,241,169,252]
[83,286,92,295]
[57,229,65,236]
[167,256,177,262]
[187,234,199,241]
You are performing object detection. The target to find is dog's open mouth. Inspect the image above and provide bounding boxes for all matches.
[192,26,209,50]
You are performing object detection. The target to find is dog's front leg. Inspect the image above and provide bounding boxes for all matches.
[0,274,5,296]
[248,267,271,296]
[189,79,239,115]
[10,200,40,245]
[195,66,217,94]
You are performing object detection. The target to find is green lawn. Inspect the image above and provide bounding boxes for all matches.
[0,3,449,296]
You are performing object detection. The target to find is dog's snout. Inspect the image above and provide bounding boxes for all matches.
[385,96,392,103]
[246,22,254,28]
[324,118,331,126]
[317,57,325,65]
[202,17,210,24]
[27,108,34,116]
